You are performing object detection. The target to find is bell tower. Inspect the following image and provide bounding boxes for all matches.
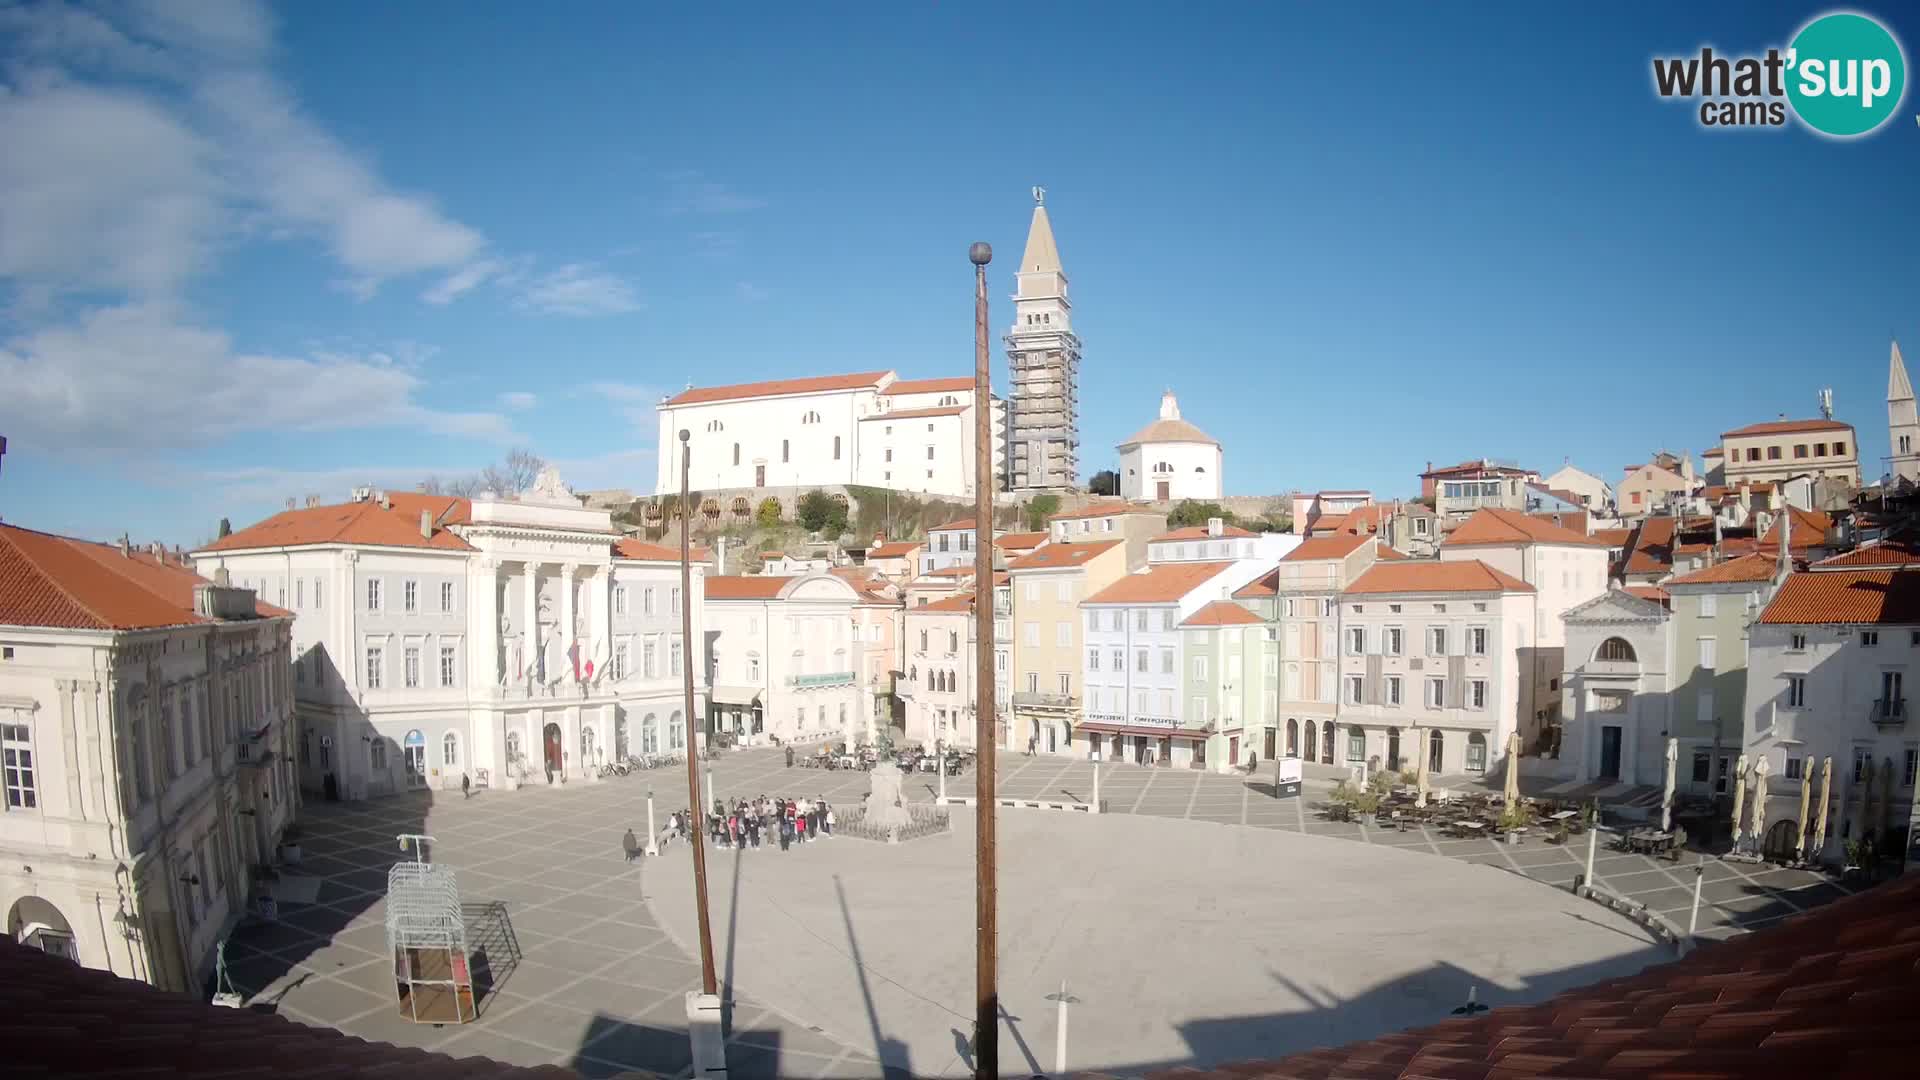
[1003,187,1081,491]
[1890,340,1919,485]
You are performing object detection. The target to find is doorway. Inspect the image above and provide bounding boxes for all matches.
[1264,728,1277,761]
[1386,727,1402,773]
[543,722,563,779]
[755,465,766,487]
[1133,735,1148,765]
[1228,736,1239,766]
[403,730,427,789]
[1428,729,1444,774]
[1303,721,1317,763]
[1599,725,1622,781]
[1156,480,1170,501]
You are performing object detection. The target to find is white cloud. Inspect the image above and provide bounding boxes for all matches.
[423,257,514,305]
[736,281,769,302]
[498,391,537,410]
[664,170,765,215]
[0,303,514,452]
[515,264,641,317]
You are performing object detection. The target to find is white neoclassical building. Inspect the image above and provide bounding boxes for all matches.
[192,471,706,799]
[1,523,295,993]
[703,571,876,748]
[655,371,1005,499]
[1559,589,1675,788]
[1118,391,1223,503]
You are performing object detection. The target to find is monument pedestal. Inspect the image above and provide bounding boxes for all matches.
[686,991,728,1078]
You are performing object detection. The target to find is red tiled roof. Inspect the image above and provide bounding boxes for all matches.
[1007,538,1123,569]
[1084,561,1235,604]
[1666,552,1779,586]
[1346,559,1534,596]
[1529,509,1589,535]
[202,493,475,553]
[879,376,973,396]
[1420,459,1532,478]
[2,524,284,630]
[1373,544,1411,560]
[1046,500,1159,522]
[1180,599,1263,627]
[1593,528,1633,546]
[1756,507,1834,552]
[1281,533,1371,561]
[1702,446,1724,457]
[866,541,921,559]
[860,405,967,421]
[1443,507,1607,547]
[1624,584,1671,606]
[1759,568,1920,624]
[920,592,975,613]
[991,531,1048,550]
[1623,516,1678,576]
[611,538,683,561]
[1153,524,1254,541]
[1722,417,1854,437]
[1305,513,1348,535]
[661,370,890,406]
[927,518,975,531]
[1232,569,1278,598]
[704,575,794,600]
[922,565,974,578]
[1814,537,1920,568]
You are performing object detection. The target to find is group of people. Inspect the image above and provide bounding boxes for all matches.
[641,796,836,855]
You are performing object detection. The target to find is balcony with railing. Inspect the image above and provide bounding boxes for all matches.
[1012,690,1077,711]
[1871,697,1906,729]
[788,671,858,689]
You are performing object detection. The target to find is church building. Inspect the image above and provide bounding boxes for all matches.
[1118,390,1223,503]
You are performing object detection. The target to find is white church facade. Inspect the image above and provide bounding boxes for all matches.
[1119,390,1223,503]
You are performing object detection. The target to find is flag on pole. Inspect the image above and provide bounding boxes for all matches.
[568,640,581,681]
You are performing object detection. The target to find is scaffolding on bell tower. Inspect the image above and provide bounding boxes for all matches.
[1004,188,1081,492]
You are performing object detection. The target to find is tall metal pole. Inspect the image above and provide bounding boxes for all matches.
[969,240,999,1079]
[680,429,719,997]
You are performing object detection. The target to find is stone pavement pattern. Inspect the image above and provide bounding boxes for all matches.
[224,747,1852,1078]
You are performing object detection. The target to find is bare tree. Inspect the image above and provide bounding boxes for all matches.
[419,448,544,499]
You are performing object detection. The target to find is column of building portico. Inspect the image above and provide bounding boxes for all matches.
[588,565,612,773]
[558,562,582,779]
[470,557,501,778]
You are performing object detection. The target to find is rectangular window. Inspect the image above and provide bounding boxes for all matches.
[1136,649,1149,673]
[1793,444,1808,459]
[1161,648,1175,674]
[1136,610,1149,631]
[440,581,455,612]
[1766,445,1781,460]
[1862,630,1880,647]
[1692,750,1711,783]
[1023,622,1039,646]
[1347,627,1365,655]
[1699,637,1717,671]
[2,722,36,810]
[1790,631,1806,651]
[1469,626,1487,656]
[1428,627,1447,656]
[404,580,418,613]
[1385,627,1403,656]
[782,439,790,463]
[365,646,384,689]
[1906,748,1919,787]
[1057,580,1072,602]
[1055,622,1071,646]
[1193,656,1208,679]
[1469,679,1487,709]
[1787,675,1807,708]
[1784,755,1805,780]
[671,586,682,614]
[1426,677,1445,709]
[295,578,304,609]
[643,638,658,678]
[404,646,421,688]
[1835,440,1848,455]
[1348,728,1365,763]
[440,645,457,687]
[1385,676,1402,706]
[1345,676,1363,705]
[366,578,382,611]
[614,586,627,615]
[644,587,657,616]
[1058,673,1071,695]
[1087,648,1100,672]
[1699,594,1716,617]
[1026,672,1039,693]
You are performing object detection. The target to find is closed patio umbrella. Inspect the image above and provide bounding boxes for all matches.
[1748,754,1770,848]
[1812,756,1833,861]
[1730,753,1749,847]
[1880,756,1896,837]
[1795,761,1812,863]
[1660,737,1678,833]
[1503,729,1522,806]
[1413,722,1429,809]
[1858,757,1876,843]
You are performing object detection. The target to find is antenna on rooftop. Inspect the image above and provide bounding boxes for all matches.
[1818,388,1833,421]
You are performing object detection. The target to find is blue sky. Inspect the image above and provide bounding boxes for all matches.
[2,1,1918,546]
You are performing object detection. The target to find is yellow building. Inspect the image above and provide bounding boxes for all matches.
[1005,538,1128,754]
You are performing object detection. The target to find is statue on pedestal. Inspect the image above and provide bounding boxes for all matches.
[865,760,912,831]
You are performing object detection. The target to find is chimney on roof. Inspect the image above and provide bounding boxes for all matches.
[214,567,230,587]
[420,510,432,540]
[1207,517,1224,538]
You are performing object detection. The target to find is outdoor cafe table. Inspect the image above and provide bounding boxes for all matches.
[1549,809,1578,821]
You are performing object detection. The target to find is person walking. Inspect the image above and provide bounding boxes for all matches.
[1247,750,1258,776]
[778,803,792,851]
[461,772,472,800]
[786,745,795,768]
[622,827,640,862]
[1027,732,1037,757]
[824,801,835,838]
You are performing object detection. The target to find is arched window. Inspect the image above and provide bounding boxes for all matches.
[1195,466,1206,473]
[1286,718,1299,757]
[615,715,630,760]
[833,435,842,460]
[1428,728,1445,773]
[1597,637,1637,662]
[801,410,821,424]
[733,443,741,466]
[668,711,685,750]
[642,713,659,754]
[706,419,724,432]
[443,732,459,766]
[506,730,523,762]
[1303,720,1317,763]
[731,496,750,517]
[702,499,721,522]
[1466,732,1487,773]
[581,725,597,765]
[909,664,918,683]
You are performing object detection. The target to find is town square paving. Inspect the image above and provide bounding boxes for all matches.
[225,747,1855,1077]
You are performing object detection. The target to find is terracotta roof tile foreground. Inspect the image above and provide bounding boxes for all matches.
[8,868,1920,1080]
[1759,568,1920,624]
[1814,536,1920,568]
[1346,559,1534,596]
[1084,562,1235,605]
[1,523,283,630]
[1069,868,1920,1080]
[202,492,475,553]
[661,369,891,406]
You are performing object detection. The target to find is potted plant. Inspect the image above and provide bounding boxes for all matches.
[1497,804,1535,844]
[1352,787,1384,825]
[277,823,304,866]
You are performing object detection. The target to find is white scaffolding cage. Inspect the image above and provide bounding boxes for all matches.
[383,855,476,1024]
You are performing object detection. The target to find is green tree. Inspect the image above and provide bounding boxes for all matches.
[1088,469,1119,497]
[1168,500,1235,529]
[755,497,784,529]
[217,517,232,538]
[797,489,846,533]
[1024,493,1061,531]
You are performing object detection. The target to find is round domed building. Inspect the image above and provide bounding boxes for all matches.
[1117,390,1222,503]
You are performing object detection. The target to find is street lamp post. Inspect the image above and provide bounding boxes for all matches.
[969,240,999,1079]
[678,429,725,1078]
